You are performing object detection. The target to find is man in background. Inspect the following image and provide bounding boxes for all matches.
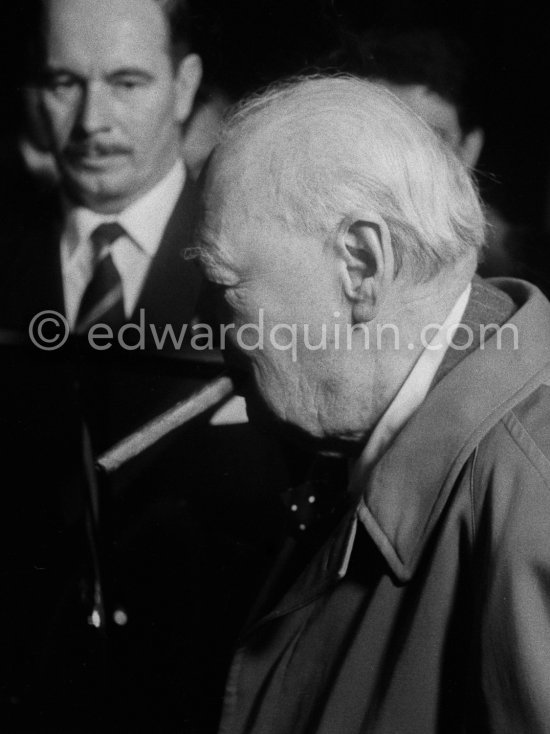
[2,0,203,341]
[0,2,288,730]
[318,27,528,279]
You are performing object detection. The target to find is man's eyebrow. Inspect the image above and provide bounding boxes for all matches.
[182,246,202,261]
[41,65,156,81]
[107,68,156,80]
[42,65,78,76]
[182,234,216,263]
[183,239,237,282]
[39,66,83,87]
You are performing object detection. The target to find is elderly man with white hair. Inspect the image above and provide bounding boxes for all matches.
[194,76,550,733]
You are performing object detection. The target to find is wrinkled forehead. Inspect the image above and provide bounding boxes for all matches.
[193,145,281,280]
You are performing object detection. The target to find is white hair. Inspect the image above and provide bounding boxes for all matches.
[218,74,486,281]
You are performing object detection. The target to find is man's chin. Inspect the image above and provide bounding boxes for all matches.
[243,390,362,458]
[61,170,134,213]
[243,387,347,453]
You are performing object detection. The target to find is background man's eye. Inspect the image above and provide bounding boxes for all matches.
[46,76,78,92]
[113,77,147,91]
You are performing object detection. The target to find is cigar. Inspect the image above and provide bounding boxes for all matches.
[97,375,234,474]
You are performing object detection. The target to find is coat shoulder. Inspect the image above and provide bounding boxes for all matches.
[471,383,550,543]
[470,384,550,731]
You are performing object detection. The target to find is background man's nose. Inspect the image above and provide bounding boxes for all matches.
[74,82,112,137]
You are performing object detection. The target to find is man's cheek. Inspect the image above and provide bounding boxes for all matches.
[39,103,64,145]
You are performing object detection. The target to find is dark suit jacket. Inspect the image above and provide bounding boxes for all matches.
[0,173,203,338]
[0,173,213,448]
[0,169,289,732]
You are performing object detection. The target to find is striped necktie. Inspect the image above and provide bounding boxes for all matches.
[75,222,126,334]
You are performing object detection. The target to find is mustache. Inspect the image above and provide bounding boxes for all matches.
[65,140,132,158]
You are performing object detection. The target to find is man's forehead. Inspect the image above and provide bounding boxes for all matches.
[196,155,267,275]
[44,0,170,63]
[196,193,234,267]
[201,152,244,229]
[196,166,234,252]
[206,143,272,216]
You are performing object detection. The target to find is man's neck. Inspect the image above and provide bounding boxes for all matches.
[317,262,476,448]
[62,160,185,259]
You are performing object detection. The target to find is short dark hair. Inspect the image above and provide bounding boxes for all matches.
[318,28,480,134]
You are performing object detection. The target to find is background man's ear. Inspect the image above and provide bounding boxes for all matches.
[337,216,393,323]
[174,53,203,124]
[460,127,484,169]
[24,85,51,151]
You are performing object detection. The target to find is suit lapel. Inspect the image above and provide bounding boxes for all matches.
[2,176,203,344]
[132,175,203,331]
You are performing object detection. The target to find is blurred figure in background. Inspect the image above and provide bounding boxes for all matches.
[316,27,533,280]
[0,1,288,731]
[180,82,232,180]
[20,79,232,187]
[1,0,203,341]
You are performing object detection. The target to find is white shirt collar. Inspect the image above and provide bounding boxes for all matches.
[63,159,185,260]
[351,282,472,477]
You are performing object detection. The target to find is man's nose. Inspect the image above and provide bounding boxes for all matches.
[74,82,112,137]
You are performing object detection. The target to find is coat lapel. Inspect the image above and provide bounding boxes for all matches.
[247,280,550,632]
[355,280,550,582]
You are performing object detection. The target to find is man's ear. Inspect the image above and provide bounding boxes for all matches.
[460,127,484,170]
[174,53,203,124]
[25,86,51,151]
[336,214,394,323]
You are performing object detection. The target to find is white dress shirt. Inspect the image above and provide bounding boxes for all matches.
[61,160,185,328]
[351,282,472,479]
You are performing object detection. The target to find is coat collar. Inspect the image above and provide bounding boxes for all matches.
[355,279,550,582]
[244,510,358,634]
[245,280,550,631]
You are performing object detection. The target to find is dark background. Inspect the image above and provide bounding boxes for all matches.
[2,0,549,231]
